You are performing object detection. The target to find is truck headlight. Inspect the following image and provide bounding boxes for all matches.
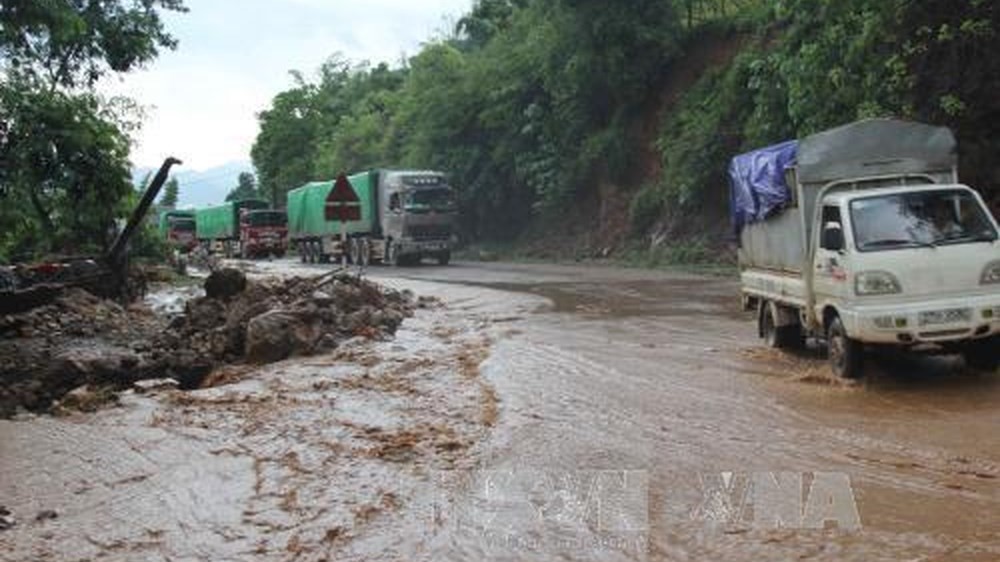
[855,271,902,295]
[981,260,1000,285]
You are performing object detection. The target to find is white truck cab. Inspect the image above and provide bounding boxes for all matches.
[734,120,1000,378]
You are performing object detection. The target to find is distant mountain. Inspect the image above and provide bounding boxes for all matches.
[132,160,253,209]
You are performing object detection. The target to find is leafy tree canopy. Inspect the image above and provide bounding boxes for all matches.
[0,0,186,260]
[0,0,187,88]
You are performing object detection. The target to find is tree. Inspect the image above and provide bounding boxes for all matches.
[225,172,260,202]
[455,0,529,50]
[159,177,179,208]
[251,83,321,207]
[0,87,133,255]
[0,0,187,259]
[0,0,187,89]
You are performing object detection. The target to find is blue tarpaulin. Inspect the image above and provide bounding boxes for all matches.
[729,140,798,237]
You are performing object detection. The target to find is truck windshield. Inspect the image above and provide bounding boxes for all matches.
[246,211,286,227]
[850,190,998,251]
[406,188,455,210]
[170,219,195,232]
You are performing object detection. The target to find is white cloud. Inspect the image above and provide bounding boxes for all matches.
[101,0,471,171]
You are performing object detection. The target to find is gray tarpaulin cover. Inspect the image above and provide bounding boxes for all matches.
[729,140,797,236]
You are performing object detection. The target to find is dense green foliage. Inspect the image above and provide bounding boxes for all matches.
[253,0,687,239]
[0,0,186,261]
[643,0,1000,239]
[254,0,1000,258]
[0,0,185,88]
[0,88,132,259]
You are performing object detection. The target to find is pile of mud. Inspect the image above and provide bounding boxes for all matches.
[0,269,416,417]
[0,288,162,415]
[147,269,415,381]
[0,287,153,341]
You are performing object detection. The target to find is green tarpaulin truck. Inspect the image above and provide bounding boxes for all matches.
[287,169,456,266]
[195,199,288,258]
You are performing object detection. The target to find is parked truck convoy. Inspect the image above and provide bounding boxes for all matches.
[732,119,1000,378]
[194,199,288,258]
[157,209,197,252]
[287,169,456,266]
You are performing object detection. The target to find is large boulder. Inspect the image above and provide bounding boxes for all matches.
[244,310,320,364]
[47,346,142,386]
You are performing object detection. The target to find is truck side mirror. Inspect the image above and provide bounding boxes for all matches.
[822,222,844,252]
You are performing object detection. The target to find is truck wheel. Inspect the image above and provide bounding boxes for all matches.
[963,336,999,372]
[348,238,359,265]
[436,250,451,266]
[359,239,371,266]
[386,241,398,266]
[314,241,324,264]
[308,241,318,264]
[760,302,804,349]
[828,316,863,379]
[759,303,779,347]
[298,242,306,263]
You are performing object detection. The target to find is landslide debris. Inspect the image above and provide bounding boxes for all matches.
[148,269,414,375]
[0,269,416,417]
[0,288,157,416]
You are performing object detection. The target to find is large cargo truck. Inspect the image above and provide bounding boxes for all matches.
[733,119,1000,378]
[157,209,197,252]
[287,169,456,266]
[195,199,288,258]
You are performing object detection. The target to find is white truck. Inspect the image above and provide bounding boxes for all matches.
[732,119,1000,378]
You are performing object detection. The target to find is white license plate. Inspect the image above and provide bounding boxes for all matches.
[919,308,971,326]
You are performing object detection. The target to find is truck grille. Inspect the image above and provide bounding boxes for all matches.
[406,224,451,240]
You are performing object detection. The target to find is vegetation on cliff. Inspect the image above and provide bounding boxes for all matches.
[252,0,998,261]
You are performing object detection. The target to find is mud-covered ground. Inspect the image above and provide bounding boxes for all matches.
[2,259,999,561]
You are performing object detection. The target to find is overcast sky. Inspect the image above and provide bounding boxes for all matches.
[102,0,472,171]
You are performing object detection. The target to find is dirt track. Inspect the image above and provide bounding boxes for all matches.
[2,260,998,561]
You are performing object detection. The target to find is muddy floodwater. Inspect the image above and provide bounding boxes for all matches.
[2,260,998,561]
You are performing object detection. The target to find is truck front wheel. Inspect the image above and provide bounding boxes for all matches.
[827,316,863,379]
[436,250,451,266]
[963,336,999,372]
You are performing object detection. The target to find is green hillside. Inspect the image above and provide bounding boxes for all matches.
[251,0,1000,263]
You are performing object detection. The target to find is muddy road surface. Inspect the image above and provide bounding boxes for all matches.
[2,260,998,561]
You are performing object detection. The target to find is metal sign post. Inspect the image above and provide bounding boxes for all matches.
[324,173,361,269]
[340,220,347,268]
